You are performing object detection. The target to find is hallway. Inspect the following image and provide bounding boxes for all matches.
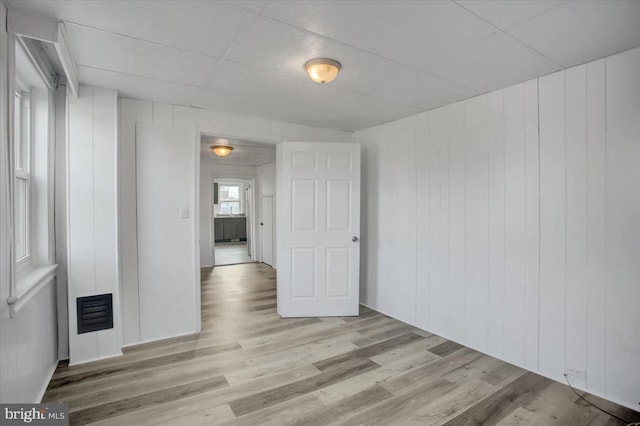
[42,264,639,425]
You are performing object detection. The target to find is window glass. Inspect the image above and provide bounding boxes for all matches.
[14,90,31,261]
[220,201,240,214]
[14,92,24,171]
[220,185,240,201]
[14,178,28,260]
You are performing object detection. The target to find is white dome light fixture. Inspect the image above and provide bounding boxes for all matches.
[305,58,341,84]
[211,145,233,157]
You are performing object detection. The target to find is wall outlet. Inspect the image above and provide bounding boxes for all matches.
[566,365,587,380]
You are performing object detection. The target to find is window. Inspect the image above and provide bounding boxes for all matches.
[8,40,57,312]
[14,90,30,263]
[218,184,241,214]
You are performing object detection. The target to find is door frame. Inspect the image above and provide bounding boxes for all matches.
[260,194,275,266]
[209,176,257,266]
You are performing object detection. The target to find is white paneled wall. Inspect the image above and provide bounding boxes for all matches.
[67,86,121,365]
[119,99,351,345]
[356,47,640,410]
[605,49,640,407]
[136,124,199,342]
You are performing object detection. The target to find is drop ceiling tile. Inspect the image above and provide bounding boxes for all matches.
[78,66,201,106]
[507,0,640,67]
[195,78,420,132]
[225,0,265,13]
[426,32,561,93]
[228,17,347,83]
[66,24,218,87]
[261,0,498,69]
[207,61,316,103]
[208,61,425,129]
[9,0,252,57]
[194,88,351,131]
[227,17,477,110]
[456,0,566,30]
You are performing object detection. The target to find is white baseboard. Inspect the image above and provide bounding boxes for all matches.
[121,330,200,349]
[35,360,58,403]
[68,351,123,367]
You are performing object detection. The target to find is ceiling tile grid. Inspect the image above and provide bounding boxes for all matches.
[9,0,640,131]
[506,0,640,68]
[65,23,219,88]
[9,0,254,57]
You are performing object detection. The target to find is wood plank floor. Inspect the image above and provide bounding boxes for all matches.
[214,242,252,266]
[44,263,640,425]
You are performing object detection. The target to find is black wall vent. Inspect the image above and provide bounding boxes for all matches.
[77,294,113,334]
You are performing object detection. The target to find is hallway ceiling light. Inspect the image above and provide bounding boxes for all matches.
[211,145,234,157]
[305,58,341,84]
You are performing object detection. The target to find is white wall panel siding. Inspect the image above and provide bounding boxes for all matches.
[414,113,430,331]
[118,99,143,345]
[585,59,607,393]
[487,90,506,359]
[565,65,589,390]
[538,71,567,380]
[463,95,489,353]
[428,106,450,337]
[503,83,527,366]
[355,46,640,411]
[605,48,640,407]
[523,79,540,372]
[136,124,197,342]
[447,103,466,343]
[0,280,58,403]
[67,86,121,365]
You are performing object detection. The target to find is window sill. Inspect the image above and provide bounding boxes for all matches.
[8,264,58,317]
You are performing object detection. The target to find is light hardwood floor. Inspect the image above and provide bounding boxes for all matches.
[44,263,640,425]
[214,242,253,266]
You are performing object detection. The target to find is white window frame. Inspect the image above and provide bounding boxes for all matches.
[14,87,32,272]
[7,39,58,316]
[218,183,243,215]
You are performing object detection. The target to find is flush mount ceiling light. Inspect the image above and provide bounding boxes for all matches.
[305,58,341,84]
[211,145,234,157]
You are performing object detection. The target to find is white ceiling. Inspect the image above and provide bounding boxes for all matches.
[9,0,640,132]
[201,135,276,167]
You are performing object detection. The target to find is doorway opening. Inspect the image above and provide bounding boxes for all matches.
[198,133,277,270]
[213,178,254,266]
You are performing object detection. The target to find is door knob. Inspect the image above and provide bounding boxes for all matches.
[352,236,359,242]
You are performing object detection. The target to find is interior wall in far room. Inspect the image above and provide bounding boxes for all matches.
[257,162,276,267]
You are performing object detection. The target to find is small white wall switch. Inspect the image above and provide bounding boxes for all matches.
[566,365,587,380]
[180,206,189,219]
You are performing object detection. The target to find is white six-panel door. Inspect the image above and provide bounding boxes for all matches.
[278,142,360,317]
